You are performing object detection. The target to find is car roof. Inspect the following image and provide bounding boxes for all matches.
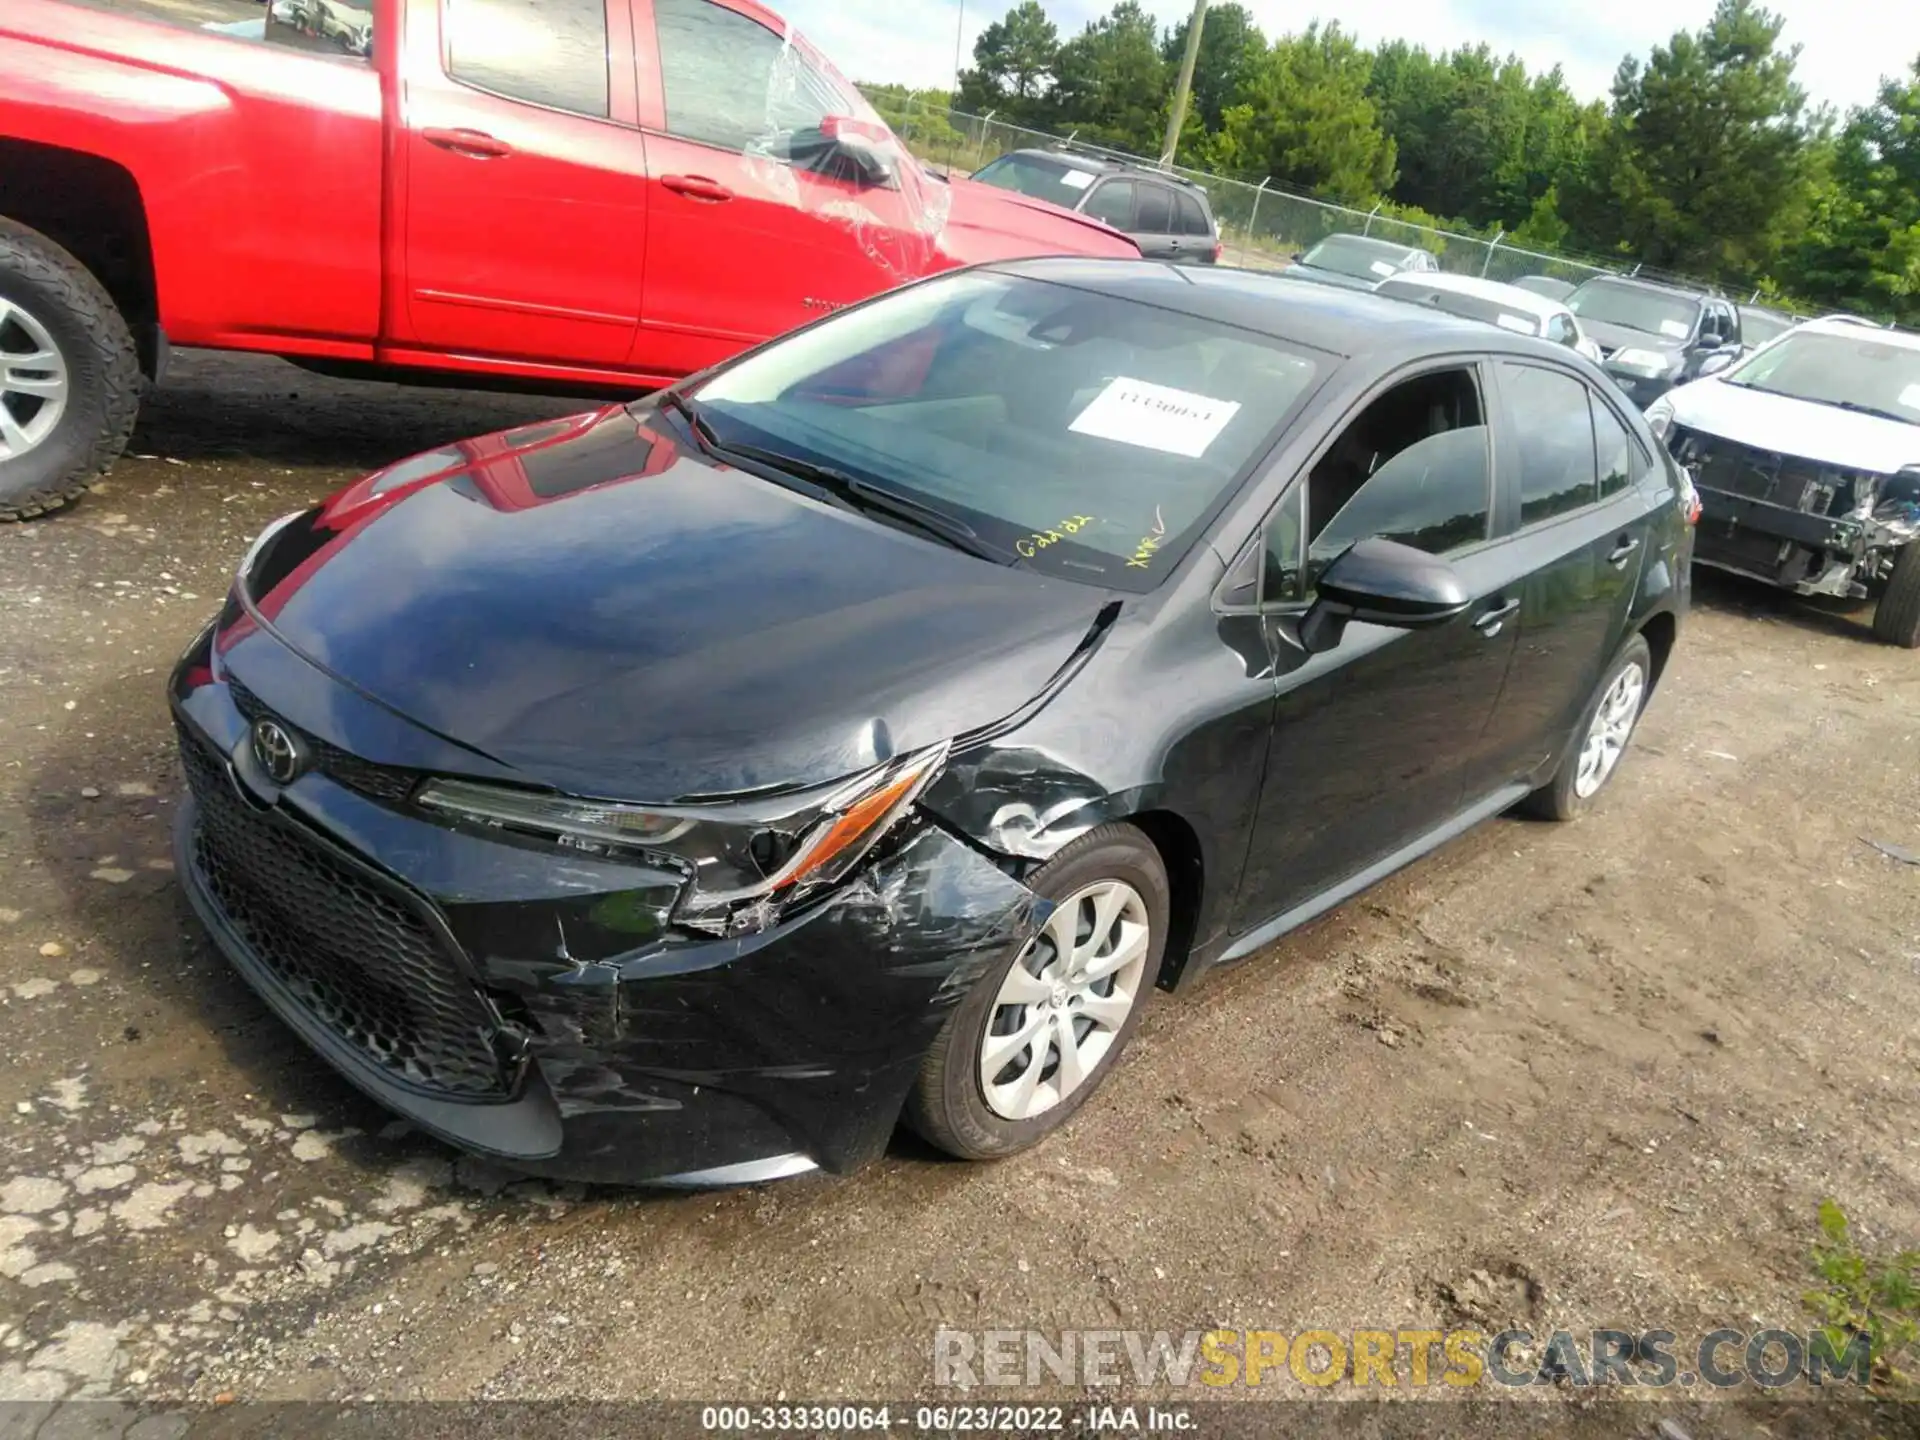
[1572,273,1709,301]
[1375,271,1565,318]
[1313,233,1424,258]
[1792,317,1920,351]
[991,257,1572,362]
[996,148,1208,195]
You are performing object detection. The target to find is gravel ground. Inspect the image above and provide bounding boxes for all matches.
[1,352,1917,1433]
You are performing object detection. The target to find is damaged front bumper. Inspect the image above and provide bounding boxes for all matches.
[1677,427,1920,598]
[169,634,1043,1187]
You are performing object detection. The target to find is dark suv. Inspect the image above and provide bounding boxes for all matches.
[1565,277,1745,407]
[970,149,1222,265]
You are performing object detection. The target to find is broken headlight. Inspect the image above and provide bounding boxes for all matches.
[416,741,950,933]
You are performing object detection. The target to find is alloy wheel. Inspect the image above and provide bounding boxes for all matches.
[979,879,1151,1121]
[0,296,69,462]
[1574,661,1646,799]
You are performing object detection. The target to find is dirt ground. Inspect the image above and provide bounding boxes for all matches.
[1,351,1917,1431]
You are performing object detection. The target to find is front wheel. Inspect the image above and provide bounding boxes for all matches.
[1521,633,1652,822]
[1870,544,1920,648]
[905,824,1168,1161]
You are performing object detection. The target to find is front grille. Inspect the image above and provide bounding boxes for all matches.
[179,724,508,1097]
[1671,427,1866,518]
[225,677,421,806]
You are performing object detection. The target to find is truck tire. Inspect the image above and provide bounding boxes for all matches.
[0,218,141,520]
[1871,543,1920,649]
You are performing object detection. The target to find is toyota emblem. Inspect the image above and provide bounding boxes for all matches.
[250,718,304,785]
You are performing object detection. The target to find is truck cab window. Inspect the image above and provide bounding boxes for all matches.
[446,0,610,119]
[260,0,373,56]
[655,0,838,152]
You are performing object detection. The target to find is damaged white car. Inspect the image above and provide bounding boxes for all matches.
[1648,318,1920,646]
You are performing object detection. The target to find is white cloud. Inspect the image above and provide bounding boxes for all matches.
[775,0,1918,115]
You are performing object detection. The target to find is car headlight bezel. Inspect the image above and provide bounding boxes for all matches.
[1608,347,1675,375]
[1644,395,1677,441]
[415,741,951,934]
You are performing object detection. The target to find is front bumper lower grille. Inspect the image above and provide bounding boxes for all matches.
[179,723,508,1098]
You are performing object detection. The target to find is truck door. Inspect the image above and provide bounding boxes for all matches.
[398,0,647,368]
[627,0,940,376]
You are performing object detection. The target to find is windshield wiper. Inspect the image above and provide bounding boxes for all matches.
[654,388,722,451]
[1831,399,1919,426]
[707,437,1013,565]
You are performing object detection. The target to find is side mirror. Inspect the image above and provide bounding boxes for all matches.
[1298,538,1474,654]
[1696,351,1736,378]
[815,115,900,188]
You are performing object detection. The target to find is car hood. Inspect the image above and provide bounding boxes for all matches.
[1669,378,1920,475]
[1281,264,1382,292]
[235,407,1107,801]
[1583,319,1684,360]
[938,176,1140,263]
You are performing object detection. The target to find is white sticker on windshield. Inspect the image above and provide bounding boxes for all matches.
[1369,260,1398,277]
[1659,319,1690,339]
[1899,384,1920,412]
[1495,313,1536,335]
[1069,377,1242,458]
[1060,170,1096,190]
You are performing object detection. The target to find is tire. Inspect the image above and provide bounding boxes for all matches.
[1521,633,1653,822]
[905,823,1169,1161]
[0,217,141,521]
[1871,544,1920,648]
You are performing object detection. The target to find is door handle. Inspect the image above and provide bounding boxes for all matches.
[662,174,735,203]
[421,127,512,159]
[1473,598,1521,636]
[1606,535,1642,569]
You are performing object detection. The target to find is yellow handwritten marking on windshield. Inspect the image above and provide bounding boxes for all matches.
[1016,515,1097,559]
[1126,506,1169,569]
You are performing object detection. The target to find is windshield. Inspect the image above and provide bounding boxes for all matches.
[1376,281,1542,337]
[691,271,1325,591]
[971,154,1104,209]
[1724,331,1920,426]
[1513,276,1575,301]
[1299,236,1413,281]
[1567,280,1701,341]
[1739,309,1794,347]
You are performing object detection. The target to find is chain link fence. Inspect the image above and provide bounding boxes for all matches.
[860,87,1727,296]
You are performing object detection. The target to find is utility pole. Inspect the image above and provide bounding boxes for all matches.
[1159,0,1209,167]
[952,0,966,94]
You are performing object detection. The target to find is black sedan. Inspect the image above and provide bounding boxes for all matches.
[170,260,1692,1186]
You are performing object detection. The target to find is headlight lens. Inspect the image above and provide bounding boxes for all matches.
[1610,347,1672,374]
[416,741,951,934]
[1644,396,1676,441]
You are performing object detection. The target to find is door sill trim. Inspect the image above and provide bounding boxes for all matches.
[1217,781,1531,965]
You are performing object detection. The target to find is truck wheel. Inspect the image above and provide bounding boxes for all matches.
[1871,544,1920,648]
[0,218,141,521]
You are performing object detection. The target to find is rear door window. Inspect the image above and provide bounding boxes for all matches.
[1501,363,1599,525]
[1134,184,1174,235]
[1176,192,1210,236]
[1591,395,1637,498]
[1082,181,1136,229]
[446,0,610,117]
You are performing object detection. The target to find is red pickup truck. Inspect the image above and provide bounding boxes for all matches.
[0,0,1137,518]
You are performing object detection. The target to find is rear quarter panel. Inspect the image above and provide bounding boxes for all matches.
[0,0,384,351]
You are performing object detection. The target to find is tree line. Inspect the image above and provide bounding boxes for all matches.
[865,0,1919,323]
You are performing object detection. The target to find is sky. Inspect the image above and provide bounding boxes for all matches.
[777,0,1920,118]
